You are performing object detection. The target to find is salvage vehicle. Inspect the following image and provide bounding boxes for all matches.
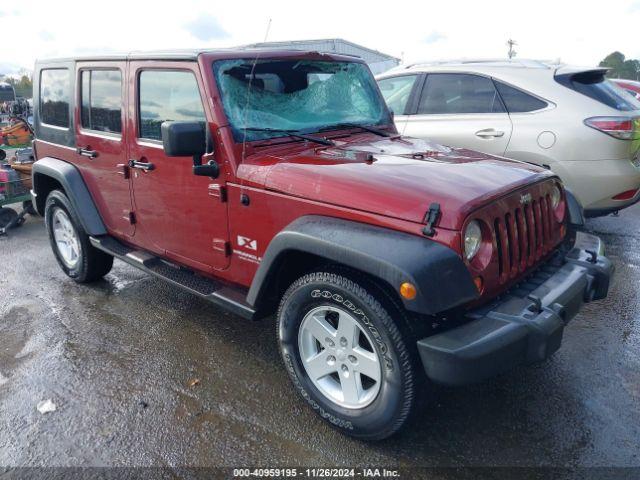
[0,117,33,146]
[376,59,640,217]
[0,82,16,102]
[31,50,612,439]
[612,78,640,100]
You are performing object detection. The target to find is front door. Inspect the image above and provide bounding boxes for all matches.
[75,62,134,237]
[402,73,513,155]
[127,62,229,272]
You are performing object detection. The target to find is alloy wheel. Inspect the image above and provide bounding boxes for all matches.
[298,305,382,409]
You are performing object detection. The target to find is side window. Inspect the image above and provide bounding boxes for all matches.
[376,75,419,115]
[81,70,122,134]
[40,69,70,128]
[417,74,505,114]
[138,70,205,141]
[494,81,548,113]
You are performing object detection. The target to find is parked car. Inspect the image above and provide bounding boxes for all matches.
[376,59,640,217]
[32,50,612,439]
[612,78,640,100]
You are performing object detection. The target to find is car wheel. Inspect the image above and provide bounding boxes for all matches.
[45,190,113,283]
[277,270,419,440]
[0,207,18,229]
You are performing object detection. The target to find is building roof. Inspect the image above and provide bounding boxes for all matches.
[239,38,400,63]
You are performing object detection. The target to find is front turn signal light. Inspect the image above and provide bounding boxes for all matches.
[400,282,417,300]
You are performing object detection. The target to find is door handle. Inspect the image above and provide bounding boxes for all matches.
[76,147,98,158]
[475,128,505,138]
[128,159,155,171]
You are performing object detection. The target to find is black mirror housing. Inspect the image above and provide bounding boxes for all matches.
[161,121,207,157]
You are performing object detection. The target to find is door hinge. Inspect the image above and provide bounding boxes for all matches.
[213,239,231,256]
[128,211,136,225]
[208,184,227,203]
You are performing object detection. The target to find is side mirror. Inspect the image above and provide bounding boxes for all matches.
[161,121,219,178]
[161,121,206,157]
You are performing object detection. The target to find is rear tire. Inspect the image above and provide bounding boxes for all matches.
[277,270,419,440]
[45,190,113,283]
[0,207,18,229]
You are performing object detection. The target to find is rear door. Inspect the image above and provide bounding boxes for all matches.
[376,74,422,134]
[75,62,134,237]
[403,73,513,154]
[127,62,230,272]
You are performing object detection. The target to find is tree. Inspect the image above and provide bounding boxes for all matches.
[0,72,33,98]
[599,52,640,80]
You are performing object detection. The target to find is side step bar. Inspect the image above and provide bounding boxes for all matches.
[90,235,256,320]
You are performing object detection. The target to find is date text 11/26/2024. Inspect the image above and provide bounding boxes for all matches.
[232,468,400,477]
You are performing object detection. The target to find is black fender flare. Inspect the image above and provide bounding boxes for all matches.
[247,216,479,316]
[565,188,585,227]
[32,157,107,236]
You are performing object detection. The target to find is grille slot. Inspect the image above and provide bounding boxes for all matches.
[493,192,560,283]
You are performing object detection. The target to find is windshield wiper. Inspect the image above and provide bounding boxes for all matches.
[318,123,393,137]
[243,127,335,146]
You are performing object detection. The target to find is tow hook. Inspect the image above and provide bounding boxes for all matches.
[586,250,598,264]
[527,294,543,313]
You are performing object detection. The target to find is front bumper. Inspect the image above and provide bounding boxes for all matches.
[417,232,614,386]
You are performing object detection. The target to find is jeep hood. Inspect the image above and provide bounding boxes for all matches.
[254,136,555,230]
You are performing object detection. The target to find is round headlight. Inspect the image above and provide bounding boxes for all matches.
[550,184,562,209]
[464,220,482,261]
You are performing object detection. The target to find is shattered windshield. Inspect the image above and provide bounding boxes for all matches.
[213,59,391,142]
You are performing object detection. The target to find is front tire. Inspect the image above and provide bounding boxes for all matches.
[277,270,418,440]
[45,190,113,283]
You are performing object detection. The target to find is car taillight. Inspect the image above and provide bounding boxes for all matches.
[584,116,640,140]
[612,189,639,201]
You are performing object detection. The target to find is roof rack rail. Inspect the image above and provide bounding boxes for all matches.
[401,58,562,70]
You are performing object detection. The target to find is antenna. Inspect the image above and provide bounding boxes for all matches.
[507,39,517,59]
[241,18,272,162]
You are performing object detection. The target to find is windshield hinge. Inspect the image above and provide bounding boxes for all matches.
[422,203,441,237]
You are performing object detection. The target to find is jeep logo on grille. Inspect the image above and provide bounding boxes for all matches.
[520,193,533,205]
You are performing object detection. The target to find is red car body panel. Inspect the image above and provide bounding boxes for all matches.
[251,139,553,230]
[33,49,566,306]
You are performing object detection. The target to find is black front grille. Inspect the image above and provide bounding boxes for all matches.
[494,193,558,283]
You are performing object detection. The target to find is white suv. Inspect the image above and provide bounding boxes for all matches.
[376,59,640,217]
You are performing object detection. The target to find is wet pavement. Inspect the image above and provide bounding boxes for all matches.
[0,202,638,470]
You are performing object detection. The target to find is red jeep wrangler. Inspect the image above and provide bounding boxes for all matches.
[32,50,613,439]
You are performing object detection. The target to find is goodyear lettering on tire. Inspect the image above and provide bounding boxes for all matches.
[311,289,394,371]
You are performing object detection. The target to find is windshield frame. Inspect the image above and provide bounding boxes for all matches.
[211,57,394,144]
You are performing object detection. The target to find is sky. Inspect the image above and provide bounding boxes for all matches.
[1,0,639,77]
